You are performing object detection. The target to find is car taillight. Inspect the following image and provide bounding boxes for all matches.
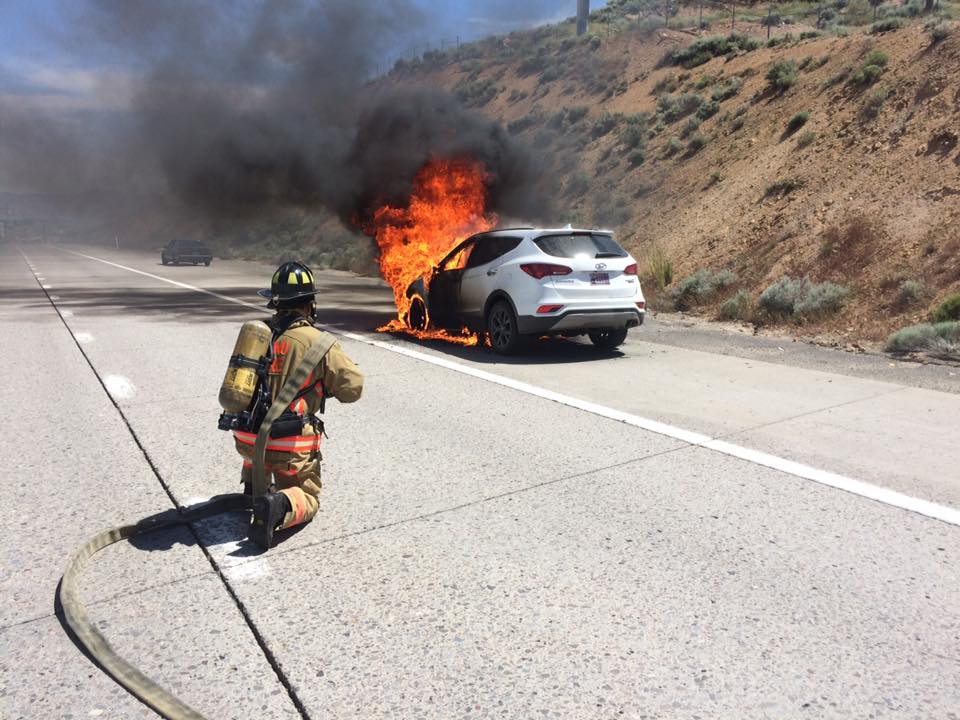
[637,301,646,310]
[536,304,564,314]
[520,263,572,279]
[624,263,638,275]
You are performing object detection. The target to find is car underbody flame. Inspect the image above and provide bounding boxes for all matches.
[364,156,496,344]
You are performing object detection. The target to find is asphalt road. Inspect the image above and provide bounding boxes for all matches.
[2,242,958,719]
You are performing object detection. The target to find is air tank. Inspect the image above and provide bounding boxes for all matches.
[218,320,272,413]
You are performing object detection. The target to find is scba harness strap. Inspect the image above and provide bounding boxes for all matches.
[251,331,337,497]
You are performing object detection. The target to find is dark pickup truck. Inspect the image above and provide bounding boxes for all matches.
[161,239,213,266]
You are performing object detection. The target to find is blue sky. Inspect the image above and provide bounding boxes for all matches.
[0,1,606,114]
[0,1,608,74]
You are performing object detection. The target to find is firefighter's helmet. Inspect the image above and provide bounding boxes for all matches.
[258,261,317,308]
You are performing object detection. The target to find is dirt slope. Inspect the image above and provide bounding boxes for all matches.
[388,18,960,342]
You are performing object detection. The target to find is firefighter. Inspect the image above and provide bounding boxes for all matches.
[230,261,363,549]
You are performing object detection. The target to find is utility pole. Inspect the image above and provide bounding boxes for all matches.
[577,0,590,36]
[767,5,772,39]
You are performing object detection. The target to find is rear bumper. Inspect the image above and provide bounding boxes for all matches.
[517,308,644,334]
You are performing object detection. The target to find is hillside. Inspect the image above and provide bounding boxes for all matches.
[385,3,960,345]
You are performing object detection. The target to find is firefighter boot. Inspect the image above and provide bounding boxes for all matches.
[249,491,292,550]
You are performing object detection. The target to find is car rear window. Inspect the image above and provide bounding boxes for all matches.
[466,236,523,268]
[534,233,627,259]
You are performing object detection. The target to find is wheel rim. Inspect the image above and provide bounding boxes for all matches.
[490,308,513,349]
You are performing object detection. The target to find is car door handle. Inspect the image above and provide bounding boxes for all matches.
[486,269,497,276]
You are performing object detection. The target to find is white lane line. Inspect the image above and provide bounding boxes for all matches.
[42,284,52,289]
[61,310,74,318]
[74,331,95,344]
[103,374,136,399]
[61,247,960,527]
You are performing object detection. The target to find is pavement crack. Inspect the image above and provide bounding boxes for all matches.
[256,445,692,565]
[708,385,909,444]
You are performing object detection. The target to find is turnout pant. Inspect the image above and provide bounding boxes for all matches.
[234,430,322,530]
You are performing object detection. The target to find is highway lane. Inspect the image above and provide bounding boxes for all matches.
[2,242,959,719]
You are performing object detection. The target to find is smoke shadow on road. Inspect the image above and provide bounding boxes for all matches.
[0,285,397,330]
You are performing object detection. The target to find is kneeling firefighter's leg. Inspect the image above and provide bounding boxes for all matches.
[250,491,291,550]
[275,453,321,530]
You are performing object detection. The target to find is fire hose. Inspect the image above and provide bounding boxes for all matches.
[57,334,336,719]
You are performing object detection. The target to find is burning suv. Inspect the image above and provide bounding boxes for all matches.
[404,227,645,354]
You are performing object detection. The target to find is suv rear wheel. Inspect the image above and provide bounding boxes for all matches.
[487,300,523,355]
[588,327,628,350]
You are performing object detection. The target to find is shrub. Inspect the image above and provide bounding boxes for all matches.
[730,116,745,132]
[454,78,499,106]
[824,68,850,87]
[709,171,722,185]
[671,268,737,310]
[797,130,817,148]
[652,74,679,94]
[620,123,647,148]
[665,136,683,156]
[507,114,540,134]
[591,111,621,137]
[927,20,952,43]
[864,50,890,68]
[719,290,751,320]
[628,149,646,167]
[932,293,960,322]
[851,51,888,86]
[765,178,804,197]
[871,18,903,33]
[682,117,701,138]
[687,134,708,153]
[566,106,589,124]
[565,170,590,197]
[675,92,705,118]
[695,74,716,89]
[660,32,762,69]
[800,30,823,40]
[860,87,888,119]
[696,100,720,120]
[766,60,798,92]
[759,276,848,318]
[518,54,549,77]
[711,76,743,102]
[785,111,810,134]
[885,322,960,356]
[852,64,884,86]
[656,93,705,123]
[646,245,674,289]
[896,280,924,308]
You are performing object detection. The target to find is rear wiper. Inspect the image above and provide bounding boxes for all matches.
[595,252,622,258]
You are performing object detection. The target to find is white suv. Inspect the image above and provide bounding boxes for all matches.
[405,227,645,353]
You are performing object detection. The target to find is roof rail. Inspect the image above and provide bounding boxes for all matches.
[491,226,535,232]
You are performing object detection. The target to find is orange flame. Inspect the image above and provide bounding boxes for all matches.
[365,157,497,345]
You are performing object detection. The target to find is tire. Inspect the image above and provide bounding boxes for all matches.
[407,296,428,331]
[172,257,179,266]
[161,257,168,265]
[588,327,628,350]
[487,300,523,355]
[204,260,211,266]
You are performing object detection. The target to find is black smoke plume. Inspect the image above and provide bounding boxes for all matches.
[0,0,554,239]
